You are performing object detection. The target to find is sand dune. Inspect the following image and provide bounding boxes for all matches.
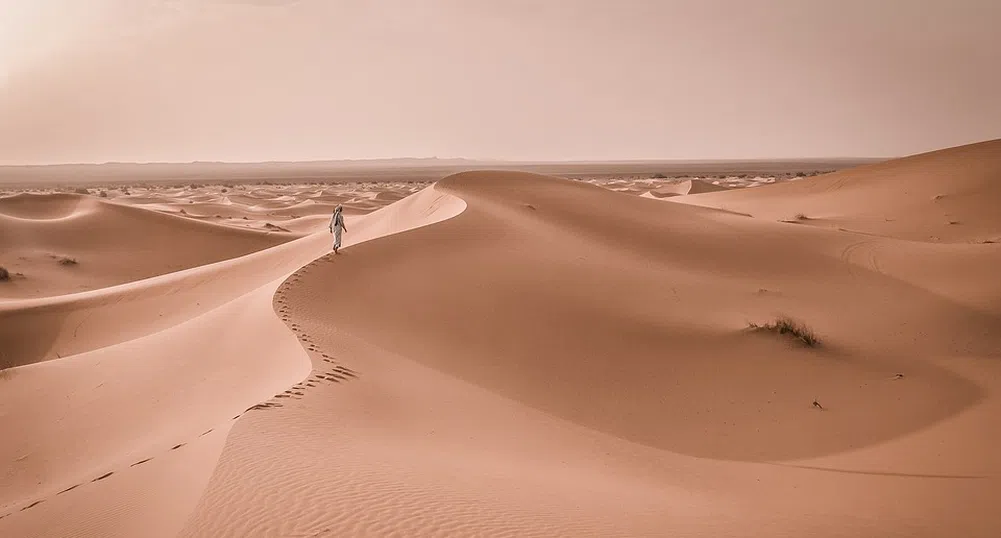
[2,142,1000,537]
[0,186,463,537]
[674,139,1001,243]
[0,193,295,299]
[641,178,732,198]
[187,143,998,536]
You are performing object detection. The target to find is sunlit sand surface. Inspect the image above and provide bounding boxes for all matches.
[2,142,999,537]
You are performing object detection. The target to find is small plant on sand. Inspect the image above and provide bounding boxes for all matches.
[74,187,90,195]
[748,317,819,347]
[0,266,9,281]
[98,190,108,198]
[264,222,290,232]
[58,257,78,266]
[651,173,668,179]
[780,213,810,224]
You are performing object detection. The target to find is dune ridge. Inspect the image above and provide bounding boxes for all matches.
[183,141,999,537]
[674,138,1001,243]
[0,186,465,537]
[0,192,297,299]
[2,141,999,537]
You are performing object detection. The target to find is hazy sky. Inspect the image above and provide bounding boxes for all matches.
[1,0,999,164]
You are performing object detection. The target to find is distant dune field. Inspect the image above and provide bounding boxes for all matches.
[1,142,999,537]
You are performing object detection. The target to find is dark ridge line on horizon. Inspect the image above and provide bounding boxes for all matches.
[0,156,888,169]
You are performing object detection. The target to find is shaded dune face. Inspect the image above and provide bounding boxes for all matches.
[677,139,1001,243]
[0,192,92,220]
[279,170,997,462]
[0,193,296,299]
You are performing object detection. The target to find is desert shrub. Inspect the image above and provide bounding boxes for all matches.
[748,317,819,347]
[651,173,668,179]
[99,190,108,198]
[0,266,9,281]
[58,257,78,266]
[74,187,90,195]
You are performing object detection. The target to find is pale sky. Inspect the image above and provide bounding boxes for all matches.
[1,0,999,164]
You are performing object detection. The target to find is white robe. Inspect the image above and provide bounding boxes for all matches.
[329,210,344,249]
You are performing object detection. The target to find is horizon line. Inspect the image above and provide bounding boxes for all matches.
[0,155,889,168]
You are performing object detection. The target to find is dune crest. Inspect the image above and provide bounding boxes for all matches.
[3,142,1000,537]
[0,192,297,299]
[0,186,464,537]
[184,143,999,537]
[674,138,1001,243]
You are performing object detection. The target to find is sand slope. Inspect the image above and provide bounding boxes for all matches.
[183,144,999,536]
[3,142,999,537]
[673,138,1001,243]
[0,187,463,537]
[641,178,731,198]
[0,193,295,298]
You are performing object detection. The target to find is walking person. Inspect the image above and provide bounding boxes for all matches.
[329,204,347,253]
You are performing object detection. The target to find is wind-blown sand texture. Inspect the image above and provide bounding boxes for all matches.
[2,141,999,537]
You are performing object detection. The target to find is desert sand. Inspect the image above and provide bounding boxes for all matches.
[1,140,1000,537]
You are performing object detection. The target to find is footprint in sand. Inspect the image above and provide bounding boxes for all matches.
[21,500,44,511]
[334,367,357,378]
[57,484,81,494]
[92,472,114,482]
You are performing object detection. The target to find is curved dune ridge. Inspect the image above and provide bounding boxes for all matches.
[0,193,297,299]
[641,178,732,198]
[674,138,1001,243]
[183,143,998,537]
[2,142,1000,537]
[0,186,465,537]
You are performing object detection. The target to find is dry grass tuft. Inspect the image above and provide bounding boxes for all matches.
[748,317,819,347]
